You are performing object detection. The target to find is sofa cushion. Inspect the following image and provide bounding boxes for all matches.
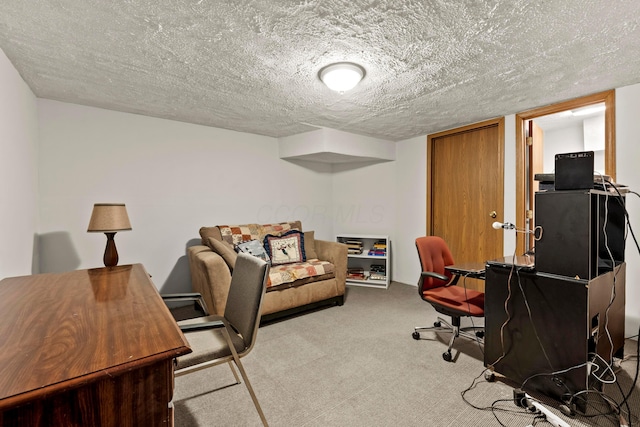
[207,237,237,270]
[263,230,305,265]
[199,226,223,245]
[267,259,335,289]
[303,230,318,259]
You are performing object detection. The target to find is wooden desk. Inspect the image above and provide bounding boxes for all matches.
[445,262,486,279]
[0,264,191,426]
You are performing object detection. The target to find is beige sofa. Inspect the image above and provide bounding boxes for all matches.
[188,221,347,322]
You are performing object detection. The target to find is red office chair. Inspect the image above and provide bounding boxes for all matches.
[412,236,484,361]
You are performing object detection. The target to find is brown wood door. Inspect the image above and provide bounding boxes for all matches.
[527,120,544,250]
[427,118,505,291]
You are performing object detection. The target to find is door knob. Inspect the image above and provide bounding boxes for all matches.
[489,211,497,218]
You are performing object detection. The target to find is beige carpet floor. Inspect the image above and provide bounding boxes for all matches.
[173,282,639,427]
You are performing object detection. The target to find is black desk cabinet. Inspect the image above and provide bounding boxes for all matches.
[484,263,625,402]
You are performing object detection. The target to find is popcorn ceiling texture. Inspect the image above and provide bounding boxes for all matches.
[0,0,639,140]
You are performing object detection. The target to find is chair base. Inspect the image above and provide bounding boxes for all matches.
[413,316,484,361]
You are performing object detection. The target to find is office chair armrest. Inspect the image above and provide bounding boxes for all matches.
[420,271,449,282]
[162,293,210,316]
[418,271,459,294]
[179,319,225,333]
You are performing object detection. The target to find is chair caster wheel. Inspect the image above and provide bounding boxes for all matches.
[442,351,452,362]
[484,370,495,382]
[434,321,441,327]
[412,331,420,340]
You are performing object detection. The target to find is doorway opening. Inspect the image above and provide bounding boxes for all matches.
[515,90,616,254]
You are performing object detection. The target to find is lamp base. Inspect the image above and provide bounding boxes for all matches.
[103,232,119,267]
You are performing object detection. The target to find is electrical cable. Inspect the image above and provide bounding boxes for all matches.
[485,247,518,370]
[478,180,640,426]
[487,223,543,371]
[521,363,586,394]
[600,177,620,365]
[567,389,623,420]
[615,376,633,427]
[589,353,618,385]
[460,274,484,356]
[617,325,640,421]
[460,369,544,426]
[514,267,555,371]
[605,188,640,421]
[575,184,640,425]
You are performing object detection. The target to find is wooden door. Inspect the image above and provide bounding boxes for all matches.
[427,118,505,291]
[527,120,544,251]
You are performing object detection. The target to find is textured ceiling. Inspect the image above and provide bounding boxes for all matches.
[1,1,639,141]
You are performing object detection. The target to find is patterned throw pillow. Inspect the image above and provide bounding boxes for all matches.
[235,239,271,264]
[263,230,306,266]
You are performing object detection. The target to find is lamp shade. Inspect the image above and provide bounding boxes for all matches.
[319,62,365,93]
[87,203,132,232]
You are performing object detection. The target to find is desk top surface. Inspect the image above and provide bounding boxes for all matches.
[445,262,486,277]
[0,264,190,407]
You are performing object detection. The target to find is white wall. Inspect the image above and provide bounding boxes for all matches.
[331,159,397,278]
[392,136,426,286]
[539,117,606,174]
[616,83,640,336]
[37,100,334,292]
[503,115,517,256]
[542,123,584,172]
[331,161,396,235]
[0,49,39,279]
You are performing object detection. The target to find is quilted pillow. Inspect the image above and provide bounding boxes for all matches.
[263,230,306,266]
[235,239,271,264]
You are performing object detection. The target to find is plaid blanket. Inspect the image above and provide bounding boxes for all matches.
[267,259,335,289]
[217,222,333,289]
[218,221,301,246]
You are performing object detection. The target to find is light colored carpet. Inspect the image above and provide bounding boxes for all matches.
[173,282,639,427]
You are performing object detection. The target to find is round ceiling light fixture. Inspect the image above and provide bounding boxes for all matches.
[319,62,365,93]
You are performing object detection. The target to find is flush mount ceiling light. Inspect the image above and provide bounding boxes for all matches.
[319,62,365,93]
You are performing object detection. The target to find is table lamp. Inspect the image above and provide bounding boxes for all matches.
[87,203,132,267]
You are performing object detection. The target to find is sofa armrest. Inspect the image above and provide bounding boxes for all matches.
[187,245,232,316]
[314,239,348,294]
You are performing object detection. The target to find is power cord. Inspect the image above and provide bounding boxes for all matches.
[461,369,552,427]
[460,273,485,356]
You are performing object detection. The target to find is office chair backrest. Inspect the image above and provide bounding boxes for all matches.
[224,252,270,352]
[415,236,454,289]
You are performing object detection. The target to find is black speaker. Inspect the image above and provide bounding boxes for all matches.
[554,151,594,191]
[535,190,625,279]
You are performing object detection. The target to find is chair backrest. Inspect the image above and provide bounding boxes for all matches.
[224,252,270,353]
[415,236,455,290]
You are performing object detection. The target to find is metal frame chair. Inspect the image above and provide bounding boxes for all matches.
[163,252,270,426]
